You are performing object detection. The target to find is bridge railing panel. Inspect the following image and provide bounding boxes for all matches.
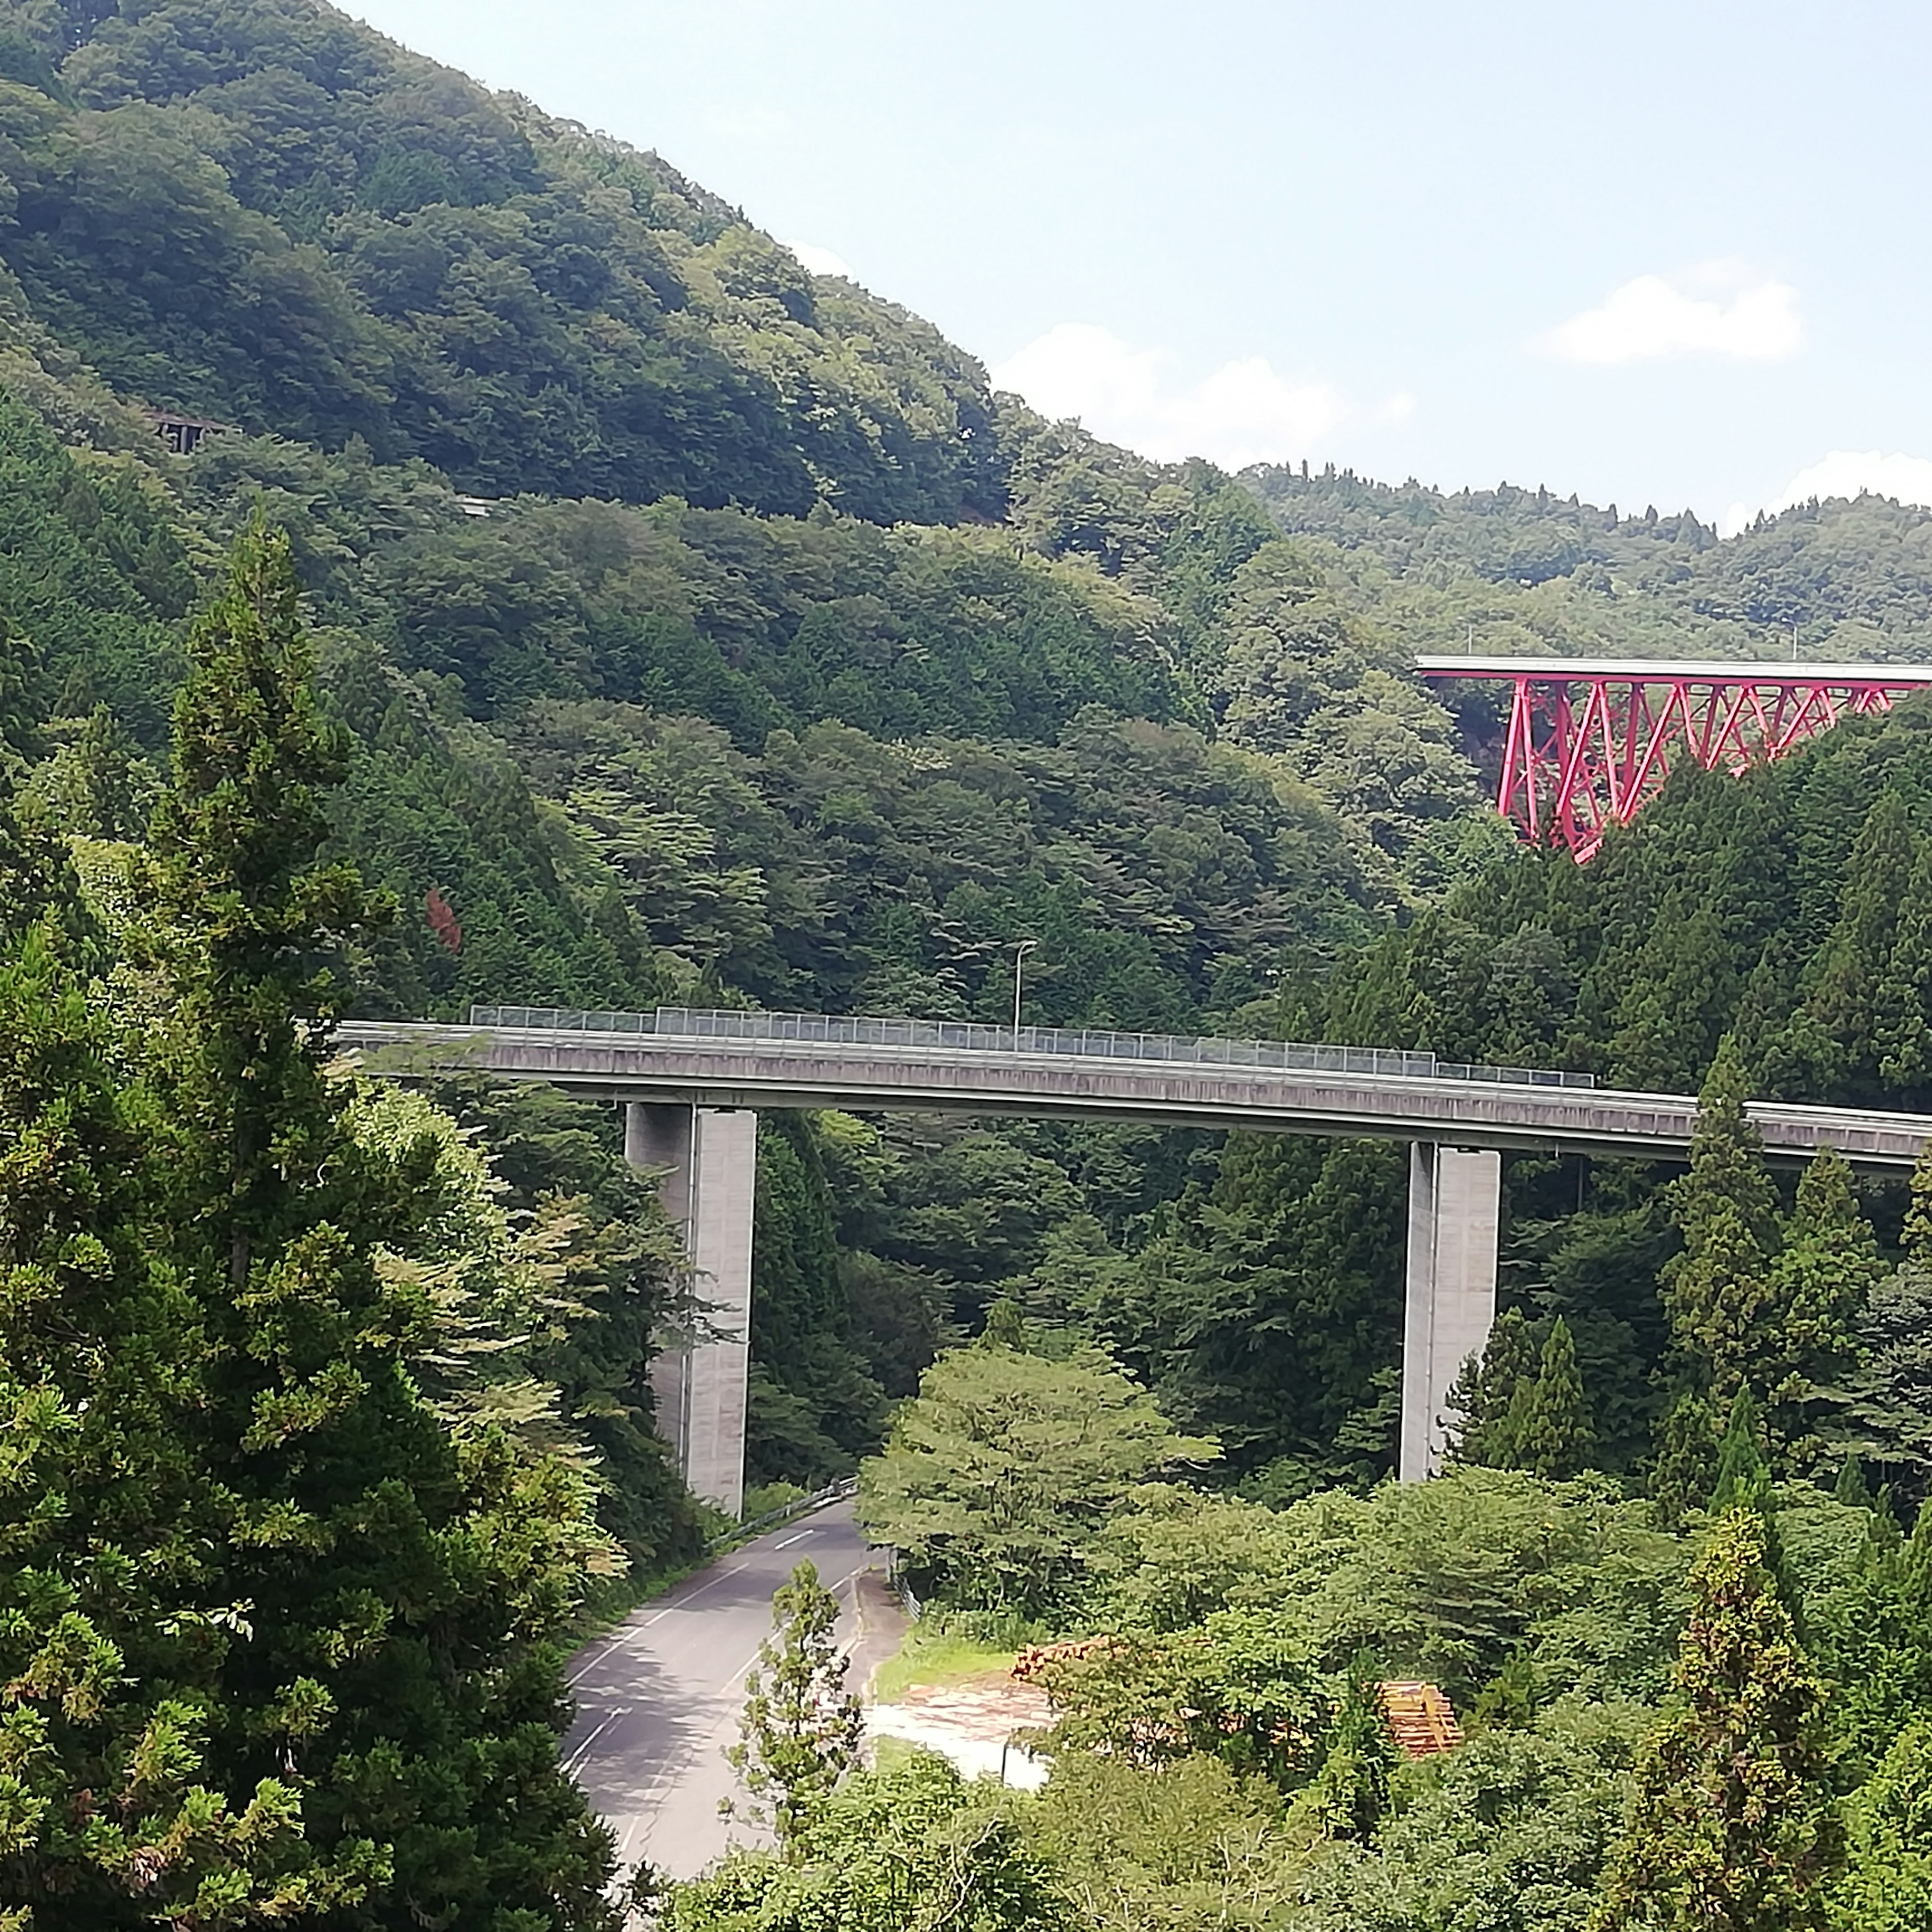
[466,1004,1592,1090]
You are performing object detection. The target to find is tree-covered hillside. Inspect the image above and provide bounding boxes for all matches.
[0,0,1001,520]
[1251,464,1932,665]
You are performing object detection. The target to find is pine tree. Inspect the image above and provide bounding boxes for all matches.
[1660,1035,1780,1404]
[1591,1508,1842,1931]
[726,1560,864,1856]
[138,519,623,1929]
[1505,1316,1595,1479]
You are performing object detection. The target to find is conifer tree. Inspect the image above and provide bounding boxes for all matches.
[1648,1393,1719,1529]
[1834,1717,1932,1932]
[1817,1501,1932,1776]
[1446,1306,1536,1468]
[135,519,623,1929]
[0,819,329,1923]
[1505,1316,1595,1479]
[1760,1150,1883,1462]
[726,1560,864,1856]
[1590,1507,1842,1931]
[1659,1036,1780,1405]
[1876,838,1932,1095]
[1786,791,1914,1096]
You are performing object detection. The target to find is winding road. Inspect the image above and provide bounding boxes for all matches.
[562,1500,883,1881]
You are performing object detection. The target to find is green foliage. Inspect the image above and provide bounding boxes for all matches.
[394,1072,706,1577]
[1303,1654,1396,1841]
[670,1750,1071,1932]
[1505,1318,1596,1479]
[1030,1750,1302,1931]
[1033,1610,1329,1793]
[726,1559,863,1856]
[1460,1314,1597,1480]
[1,0,1003,524]
[1591,1508,1841,1932]
[857,1346,1219,1618]
[1834,1717,1932,1931]
[1248,463,1932,667]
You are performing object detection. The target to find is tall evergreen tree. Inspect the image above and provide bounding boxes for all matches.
[725,1560,864,1857]
[1761,1150,1883,1464]
[1590,1507,1842,1931]
[1445,1306,1536,1468]
[1504,1316,1595,1480]
[135,519,623,1929]
[1659,1036,1780,1405]
[1876,838,1932,1096]
[0,821,329,1923]
[1780,792,1914,1097]
[1647,1393,1719,1531]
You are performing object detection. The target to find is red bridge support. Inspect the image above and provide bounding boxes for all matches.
[1417,655,1932,860]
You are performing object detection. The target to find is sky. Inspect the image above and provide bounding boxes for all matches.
[348,0,1932,532]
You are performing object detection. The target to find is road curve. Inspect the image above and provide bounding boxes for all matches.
[562,1500,881,1881]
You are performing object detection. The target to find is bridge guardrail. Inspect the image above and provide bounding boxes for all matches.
[467,1004,1594,1091]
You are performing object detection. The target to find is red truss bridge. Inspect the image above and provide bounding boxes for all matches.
[1416,655,1932,860]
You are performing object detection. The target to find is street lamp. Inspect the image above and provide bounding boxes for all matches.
[1011,939,1037,1041]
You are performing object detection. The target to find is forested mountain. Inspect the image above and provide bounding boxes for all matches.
[10,1,1932,1923]
[1252,463,1932,665]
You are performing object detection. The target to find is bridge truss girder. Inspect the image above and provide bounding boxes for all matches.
[1420,661,1925,860]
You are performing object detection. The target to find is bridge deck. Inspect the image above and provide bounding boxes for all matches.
[336,1021,1932,1169]
[1415,654,1932,686]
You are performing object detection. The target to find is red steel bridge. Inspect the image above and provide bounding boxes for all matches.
[1417,654,1932,860]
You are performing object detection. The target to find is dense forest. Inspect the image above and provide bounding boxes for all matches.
[8,0,1932,1925]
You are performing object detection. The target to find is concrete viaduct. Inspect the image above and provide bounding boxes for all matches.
[337,1005,1932,1514]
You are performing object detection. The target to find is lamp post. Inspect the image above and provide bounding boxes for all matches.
[1011,939,1037,1041]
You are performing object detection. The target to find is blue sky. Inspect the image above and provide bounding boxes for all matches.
[351,0,1932,529]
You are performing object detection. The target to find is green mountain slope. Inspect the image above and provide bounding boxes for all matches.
[1250,464,1932,664]
[0,0,1000,520]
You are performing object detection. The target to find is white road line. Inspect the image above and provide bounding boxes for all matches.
[772,1528,813,1549]
[562,1710,622,1775]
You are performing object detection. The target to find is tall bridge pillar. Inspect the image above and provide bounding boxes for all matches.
[625,1102,757,1517]
[1400,1143,1500,1481]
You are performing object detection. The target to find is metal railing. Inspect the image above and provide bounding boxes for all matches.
[467,1004,1595,1091]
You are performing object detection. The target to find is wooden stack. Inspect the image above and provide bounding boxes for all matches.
[1377,1680,1463,1757]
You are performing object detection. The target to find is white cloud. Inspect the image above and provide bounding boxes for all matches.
[1719,449,1932,538]
[1539,263,1804,365]
[991,322,1348,469]
[787,240,852,279]
[1375,390,1417,425]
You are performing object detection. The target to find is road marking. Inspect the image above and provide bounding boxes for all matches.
[562,1710,623,1775]
[773,1528,813,1548]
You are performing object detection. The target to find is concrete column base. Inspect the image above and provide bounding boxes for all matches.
[626,1101,757,1517]
[1399,1143,1500,1481]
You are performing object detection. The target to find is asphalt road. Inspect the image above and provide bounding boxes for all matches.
[562,1499,881,1882]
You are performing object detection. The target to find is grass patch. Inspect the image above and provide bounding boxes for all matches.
[871,1623,1017,1704]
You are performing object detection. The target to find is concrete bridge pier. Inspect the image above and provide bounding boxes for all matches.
[1400,1143,1501,1481]
[624,1102,757,1517]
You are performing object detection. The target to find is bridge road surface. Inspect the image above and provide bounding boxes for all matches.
[562,1500,879,1881]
